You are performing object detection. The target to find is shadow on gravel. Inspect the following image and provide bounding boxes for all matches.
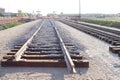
[76,68,88,74]
[109,51,119,57]
[6,22,41,50]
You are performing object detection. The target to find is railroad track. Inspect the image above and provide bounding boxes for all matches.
[59,19,120,57]
[1,19,89,73]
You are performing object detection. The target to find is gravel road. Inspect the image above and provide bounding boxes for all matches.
[0,19,120,80]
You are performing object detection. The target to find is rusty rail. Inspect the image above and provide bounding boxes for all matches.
[15,20,44,61]
[50,20,76,73]
[1,19,89,73]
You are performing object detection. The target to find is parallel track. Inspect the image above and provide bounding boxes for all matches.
[1,19,89,73]
[59,19,120,57]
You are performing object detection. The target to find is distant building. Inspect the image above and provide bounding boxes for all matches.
[3,12,11,17]
[0,8,5,13]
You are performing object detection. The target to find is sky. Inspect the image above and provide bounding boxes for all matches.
[0,0,120,15]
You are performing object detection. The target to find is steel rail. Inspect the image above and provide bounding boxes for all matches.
[15,20,44,61]
[64,19,120,38]
[60,20,120,41]
[50,19,76,73]
[65,19,120,36]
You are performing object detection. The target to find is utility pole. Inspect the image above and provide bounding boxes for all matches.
[79,0,81,21]
[36,10,41,18]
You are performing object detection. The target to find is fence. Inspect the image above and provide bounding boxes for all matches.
[0,17,32,25]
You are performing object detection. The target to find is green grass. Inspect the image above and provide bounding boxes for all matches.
[81,18,120,29]
[3,22,23,29]
[92,18,120,22]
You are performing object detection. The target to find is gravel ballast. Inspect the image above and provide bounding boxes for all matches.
[0,20,79,80]
[55,21,120,80]
[0,20,42,59]
[0,19,120,80]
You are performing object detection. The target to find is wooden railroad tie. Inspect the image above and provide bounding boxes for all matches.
[109,46,120,56]
[59,20,120,46]
[1,19,89,74]
[1,45,89,68]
